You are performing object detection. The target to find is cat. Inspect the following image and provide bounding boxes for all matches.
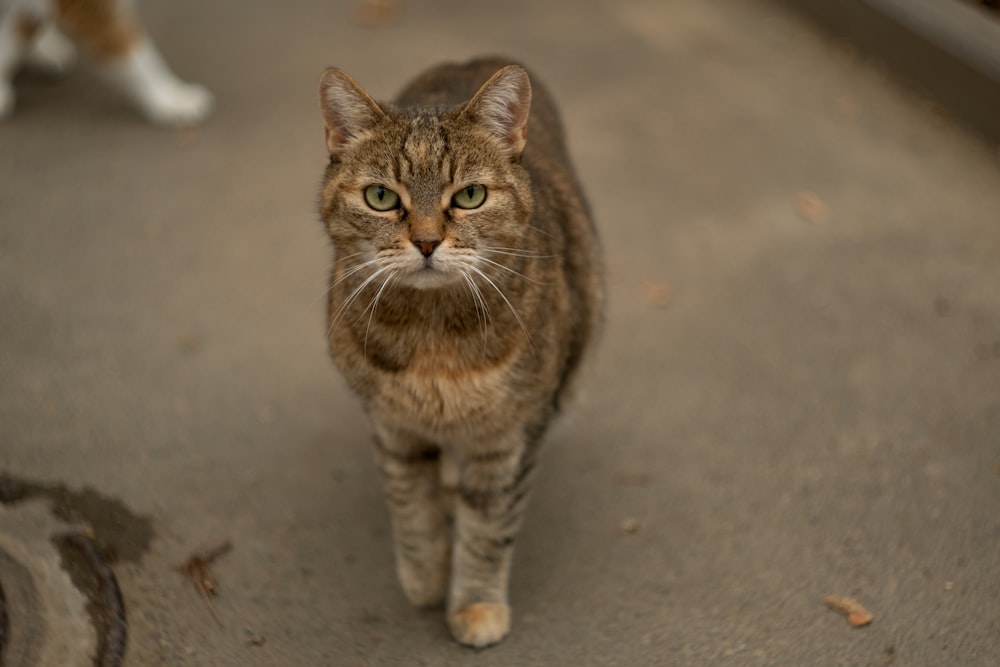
[0,0,211,126]
[317,57,602,647]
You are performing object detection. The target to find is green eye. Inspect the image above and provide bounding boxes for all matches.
[364,185,400,211]
[452,184,487,210]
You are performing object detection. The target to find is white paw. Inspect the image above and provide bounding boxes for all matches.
[448,602,511,648]
[139,81,214,128]
[26,26,77,74]
[0,83,15,120]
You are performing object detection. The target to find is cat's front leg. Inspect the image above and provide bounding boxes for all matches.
[25,24,77,74]
[448,435,537,648]
[373,423,451,608]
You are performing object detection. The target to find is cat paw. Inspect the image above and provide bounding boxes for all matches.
[25,26,77,74]
[139,81,214,128]
[447,602,510,648]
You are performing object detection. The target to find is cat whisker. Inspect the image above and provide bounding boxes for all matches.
[468,266,535,355]
[315,256,381,303]
[334,257,385,285]
[479,246,553,259]
[526,225,555,238]
[328,265,393,336]
[461,270,491,356]
[336,250,371,263]
[471,275,494,326]
[363,270,397,358]
[476,256,543,285]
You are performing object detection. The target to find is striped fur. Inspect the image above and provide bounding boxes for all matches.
[318,57,602,648]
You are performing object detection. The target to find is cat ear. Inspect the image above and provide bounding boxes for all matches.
[319,68,385,156]
[462,65,532,158]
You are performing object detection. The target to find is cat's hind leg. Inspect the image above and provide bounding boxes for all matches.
[54,0,212,126]
[0,11,36,119]
[102,40,213,127]
[25,22,76,73]
[374,424,451,608]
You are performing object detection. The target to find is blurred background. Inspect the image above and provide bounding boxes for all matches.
[1,1,998,665]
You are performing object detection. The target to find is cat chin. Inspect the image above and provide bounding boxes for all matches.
[401,267,464,290]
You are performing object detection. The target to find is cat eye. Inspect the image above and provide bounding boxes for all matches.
[364,185,401,211]
[452,184,487,210]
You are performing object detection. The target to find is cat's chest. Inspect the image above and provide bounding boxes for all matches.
[333,291,529,435]
[372,358,515,438]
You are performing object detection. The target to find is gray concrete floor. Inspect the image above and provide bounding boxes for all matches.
[2,0,999,665]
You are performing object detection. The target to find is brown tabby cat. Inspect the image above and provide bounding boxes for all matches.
[317,57,602,647]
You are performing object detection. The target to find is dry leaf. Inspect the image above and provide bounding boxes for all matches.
[179,541,233,625]
[824,595,873,627]
[796,191,829,224]
[642,282,673,308]
[355,0,399,26]
[619,517,641,535]
[847,611,874,627]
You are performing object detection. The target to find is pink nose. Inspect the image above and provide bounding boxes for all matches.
[414,239,440,257]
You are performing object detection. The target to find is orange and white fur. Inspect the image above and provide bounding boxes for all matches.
[0,0,211,125]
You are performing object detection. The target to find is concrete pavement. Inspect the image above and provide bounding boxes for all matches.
[1,1,999,665]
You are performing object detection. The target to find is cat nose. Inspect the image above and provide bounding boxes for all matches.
[413,239,441,257]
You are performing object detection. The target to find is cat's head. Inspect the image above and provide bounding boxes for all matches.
[318,65,534,290]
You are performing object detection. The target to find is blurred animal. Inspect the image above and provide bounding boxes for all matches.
[317,57,602,647]
[0,0,211,126]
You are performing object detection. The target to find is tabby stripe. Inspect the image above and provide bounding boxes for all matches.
[504,485,532,515]
[500,457,535,496]
[459,538,504,567]
[490,535,516,549]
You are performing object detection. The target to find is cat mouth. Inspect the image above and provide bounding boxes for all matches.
[404,261,460,289]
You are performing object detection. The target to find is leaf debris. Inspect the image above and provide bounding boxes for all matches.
[355,0,399,26]
[796,191,829,224]
[619,517,641,535]
[823,595,873,627]
[642,281,674,308]
[179,541,233,625]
